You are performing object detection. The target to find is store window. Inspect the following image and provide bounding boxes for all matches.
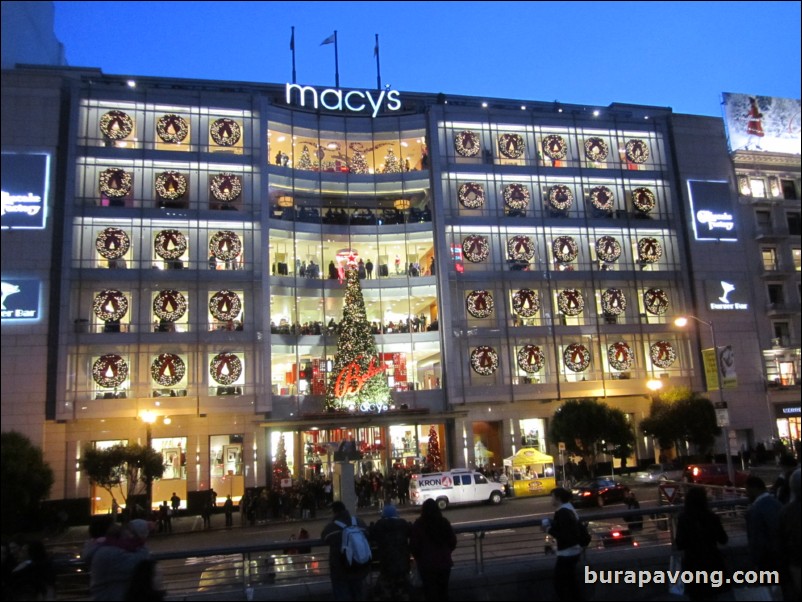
[517,419,547,453]
[152,436,187,508]
[210,434,244,503]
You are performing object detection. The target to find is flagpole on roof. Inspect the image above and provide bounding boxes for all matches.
[334,30,340,88]
[374,34,381,90]
[290,26,297,84]
[320,31,339,88]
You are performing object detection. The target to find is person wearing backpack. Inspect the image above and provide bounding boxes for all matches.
[542,487,585,601]
[321,501,371,601]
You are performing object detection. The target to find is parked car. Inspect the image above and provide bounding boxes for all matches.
[683,463,749,487]
[633,463,684,484]
[571,478,630,507]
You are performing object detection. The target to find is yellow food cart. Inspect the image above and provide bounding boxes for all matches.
[503,447,557,497]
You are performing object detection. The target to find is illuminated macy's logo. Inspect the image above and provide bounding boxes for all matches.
[285,84,402,118]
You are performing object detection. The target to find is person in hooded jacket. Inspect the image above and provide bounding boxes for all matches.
[409,499,456,601]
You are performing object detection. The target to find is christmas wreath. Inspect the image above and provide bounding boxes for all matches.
[99,168,132,198]
[507,235,535,262]
[517,345,545,373]
[95,227,130,260]
[608,341,634,371]
[154,229,188,260]
[650,340,676,368]
[93,289,129,322]
[93,354,129,388]
[498,133,525,159]
[584,137,609,162]
[209,290,242,321]
[210,352,243,385]
[210,173,242,202]
[625,139,650,164]
[153,289,187,322]
[542,134,568,160]
[557,288,585,316]
[643,288,670,315]
[99,110,133,140]
[637,237,663,263]
[455,130,481,157]
[563,343,591,372]
[151,353,186,387]
[458,183,485,209]
[462,235,490,263]
[512,288,540,317]
[470,346,499,376]
[601,288,627,316]
[589,186,615,212]
[156,114,189,144]
[502,184,530,210]
[632,187,656,213]
[210,118,242,147]
[552,236,579,263]
[466,290,494,318]
[548,185,574,211]
[595,236,622,263]
[155,171,188,200]
[209,230,243,262]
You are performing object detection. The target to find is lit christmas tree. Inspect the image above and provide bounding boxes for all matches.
[272,434,291,489]
[350,150,369,174]
[297,145,313,170]
[382,148,401,173]
[426,425,443,471]
[324,265,391,412]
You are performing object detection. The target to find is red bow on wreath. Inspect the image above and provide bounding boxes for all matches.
[464,236,484,255]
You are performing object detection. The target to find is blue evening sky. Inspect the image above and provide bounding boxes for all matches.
[53,1,800,117]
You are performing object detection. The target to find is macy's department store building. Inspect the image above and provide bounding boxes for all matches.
[1,65,781,515]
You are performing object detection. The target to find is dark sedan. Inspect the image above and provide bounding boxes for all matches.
[571,478,630,507]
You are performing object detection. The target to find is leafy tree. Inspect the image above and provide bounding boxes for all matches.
[640,387,721,457]
[81,443,164,516]
[1,431,54,534]
[548,398,635,476]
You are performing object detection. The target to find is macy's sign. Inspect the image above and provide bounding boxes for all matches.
[285,84,402,118]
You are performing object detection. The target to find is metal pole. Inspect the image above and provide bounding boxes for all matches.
[708,320,736,485]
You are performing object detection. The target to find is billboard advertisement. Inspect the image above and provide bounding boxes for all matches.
[722,93,801,154]
[687,180,737,242]
[1,152,50,230]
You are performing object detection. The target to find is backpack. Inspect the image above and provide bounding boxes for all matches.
[335,517,372,567]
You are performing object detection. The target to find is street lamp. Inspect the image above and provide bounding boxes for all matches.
[674,315,735,484]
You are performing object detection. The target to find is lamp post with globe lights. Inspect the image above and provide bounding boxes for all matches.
[674,315,735,484]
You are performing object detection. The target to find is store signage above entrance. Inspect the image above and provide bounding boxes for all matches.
[687,180,737,242]
[1,278,40,321]
[333,356,387,398]
[285,84,402,118]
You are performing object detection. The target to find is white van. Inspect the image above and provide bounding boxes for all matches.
[409,469,505,510]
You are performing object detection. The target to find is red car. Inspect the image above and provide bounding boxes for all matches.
[683,464,749,487]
